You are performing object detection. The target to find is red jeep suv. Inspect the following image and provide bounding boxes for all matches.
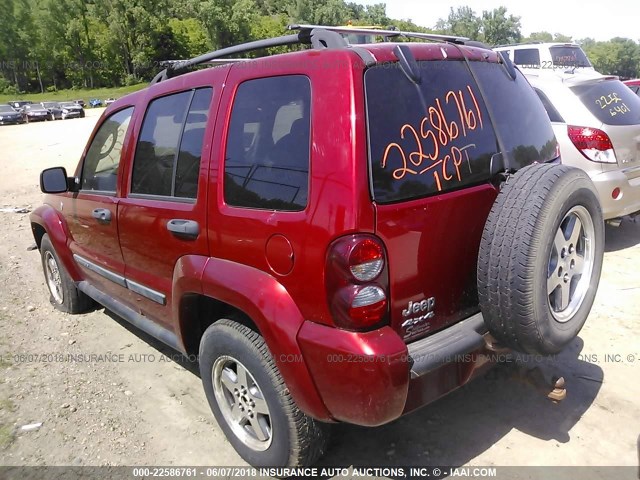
[31,26,604,467]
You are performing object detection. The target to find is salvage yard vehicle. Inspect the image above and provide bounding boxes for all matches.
[22,103,52,122]
[31,25,605,467]
[0,104,26,125]
[494,42,595,73]
[528,73,640,222]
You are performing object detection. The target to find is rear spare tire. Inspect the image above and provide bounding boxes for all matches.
[478,164,604,355]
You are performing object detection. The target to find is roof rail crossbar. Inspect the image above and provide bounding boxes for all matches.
[288,24,469,45]
[151,33,303,85]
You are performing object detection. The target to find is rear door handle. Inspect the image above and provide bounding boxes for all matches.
[167,219,200,239]
[92,208,112,223]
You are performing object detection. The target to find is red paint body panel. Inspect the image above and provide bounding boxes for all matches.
[297,322,410,426]
[375,184,498,340]
[200,257,332,421]
[31,203,82,280]
[208,50,375,329]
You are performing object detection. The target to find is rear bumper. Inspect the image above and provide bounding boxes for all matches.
[297,313,495,426]
[591,166,640,219]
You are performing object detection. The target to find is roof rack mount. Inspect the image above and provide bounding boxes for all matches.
[150,25,471,85]
[288,24,469,45]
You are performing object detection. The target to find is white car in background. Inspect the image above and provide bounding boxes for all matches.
[495,43,596,74]
[527,72,640,222]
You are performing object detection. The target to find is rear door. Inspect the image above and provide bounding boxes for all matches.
[65,107,134,299]
[365,58,558,342]
[117,86,216,329]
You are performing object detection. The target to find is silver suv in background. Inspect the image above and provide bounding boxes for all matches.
[528,72,640,221]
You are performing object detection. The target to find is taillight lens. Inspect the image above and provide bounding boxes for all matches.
[567,126,617,163]
[326,235,389,330]
[349,239,384,281]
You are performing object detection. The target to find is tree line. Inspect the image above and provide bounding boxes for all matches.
[1,1,638,95]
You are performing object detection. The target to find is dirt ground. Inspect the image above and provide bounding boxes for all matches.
[0,110,638,475]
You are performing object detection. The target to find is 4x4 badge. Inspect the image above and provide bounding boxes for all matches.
[401,297,435,338]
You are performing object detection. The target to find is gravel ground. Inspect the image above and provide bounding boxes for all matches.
[0,109,638,477]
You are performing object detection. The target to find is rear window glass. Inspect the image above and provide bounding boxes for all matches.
[549,46,591,68]
[365,61,499,204]
[467,61,558,169]
[366,60,558,204]
[571,79,640,126]
[514,49,541,68]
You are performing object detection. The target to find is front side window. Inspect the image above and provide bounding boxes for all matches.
[81,107,133,192]
[131,88,213,198]
[224,75,311,212]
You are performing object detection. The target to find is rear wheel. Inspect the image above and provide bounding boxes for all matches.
[199,319,329,467]
[478,164,604,355]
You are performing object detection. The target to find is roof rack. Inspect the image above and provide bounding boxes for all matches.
[288,24,469,45]
[150,25,470,85]
[494,41,544,48]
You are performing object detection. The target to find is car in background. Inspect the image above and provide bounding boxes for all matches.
[528,72,640,222]
[495,43,596,74]
[89,98,103,107]
[0,104,26,125]
[73,99,85,107]
[22,103,53,122]
[104,97,116,106]
[623,79,640,97]
[8,100,33,111]
[59,101,85,118]
[41,102,64,120]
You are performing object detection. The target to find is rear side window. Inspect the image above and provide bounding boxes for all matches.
[366,61,500,203]
[549,46,591,68]
[514,49,541,68]
[224,75,311,211]
[131,88,212,198]
[534,88,565,123]
[81,107,133,192]
[571,79,640,126]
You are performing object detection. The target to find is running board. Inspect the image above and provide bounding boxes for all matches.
[77,281,182,353]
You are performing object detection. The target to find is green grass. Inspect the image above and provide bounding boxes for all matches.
[0,424,14,449]
[0,83,147,104]
[0,398,15,413]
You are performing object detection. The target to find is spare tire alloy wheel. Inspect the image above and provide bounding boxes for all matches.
[547,206,595,323]
[478,164,604,355]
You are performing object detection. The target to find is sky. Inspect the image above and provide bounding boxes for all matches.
[352,0,639,42]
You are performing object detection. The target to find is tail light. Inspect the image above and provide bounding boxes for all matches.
[325,235,389,330]
[567,125,617,163]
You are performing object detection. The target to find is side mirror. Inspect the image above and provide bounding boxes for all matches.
[40,167,70,194]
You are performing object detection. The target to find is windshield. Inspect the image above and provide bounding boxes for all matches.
[550,46,592,68]
[365,59,557,204]
[571,79,640,126]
